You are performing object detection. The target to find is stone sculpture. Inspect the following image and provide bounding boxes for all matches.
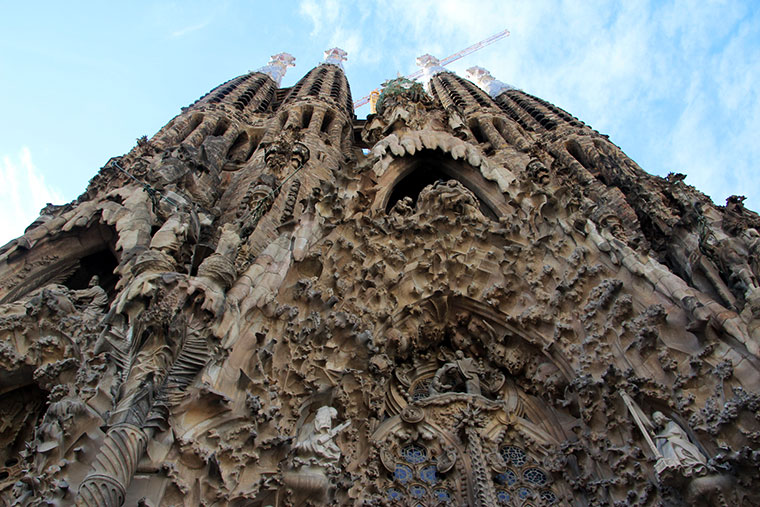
[431,350,483,395]
[293,406,351,464]
[652,411,709,477]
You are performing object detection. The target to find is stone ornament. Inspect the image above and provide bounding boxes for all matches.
[323,47,347,68]
[255,52,296,87]
[293,406,350,465]
[466,65,517,97]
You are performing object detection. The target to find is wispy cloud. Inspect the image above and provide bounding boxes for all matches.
[171,21,210,38]
[0,147,64,246]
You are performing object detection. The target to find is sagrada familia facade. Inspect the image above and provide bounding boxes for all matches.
[0,47,759,506]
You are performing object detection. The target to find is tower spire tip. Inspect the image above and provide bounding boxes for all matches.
[257,52,296,86]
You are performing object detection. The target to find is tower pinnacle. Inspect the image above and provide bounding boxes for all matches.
[465,66,516,97]
[256,52,296,86]
[416,53,447,90]
[323,47,348,69]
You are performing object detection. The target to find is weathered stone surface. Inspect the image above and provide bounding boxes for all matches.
[1,55,759,506]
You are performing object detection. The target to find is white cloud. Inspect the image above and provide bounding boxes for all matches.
[0,148,64,246]
[299,0,341,37]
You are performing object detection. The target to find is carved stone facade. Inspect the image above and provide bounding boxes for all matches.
[1,50,759,506]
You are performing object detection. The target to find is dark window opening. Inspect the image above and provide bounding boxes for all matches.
[255,87,276,113]
[330,77,342,100]
[321,109,334,133]
[212,119,230,137]
[344,80,354,113]
[0,383,48,477]
[227,132,250,161]
[63,249,119,302]
[190,244,215,277]
[277,111,289,129]
[234,77,265,111]
[228,131,259,163]
[565,140,593,171]
[469,120,487,144]
[301,107,313,129]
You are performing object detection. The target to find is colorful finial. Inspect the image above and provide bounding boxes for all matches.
[256,52,296,86]
[416,54,447,90]
[324,48,348,68]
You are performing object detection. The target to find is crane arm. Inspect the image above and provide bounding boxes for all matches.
[439,28,510,67]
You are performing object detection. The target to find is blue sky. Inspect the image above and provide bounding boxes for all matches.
[1,1,758,245]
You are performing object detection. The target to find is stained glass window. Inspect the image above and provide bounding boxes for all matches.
[402,443,428,464]
[540,490,558,504]
[523,467,548,486]
[387,487,404,500]
[409,484,427,498]
[384,441,455,504]
[434,489,451,501]
[517,487,533,499]
[420,464,438,484]
[495,468,518,486]
[492,445,558,505]
[394,463,413,483]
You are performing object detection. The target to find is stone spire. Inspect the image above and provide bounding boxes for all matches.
[465,66,516,97]
[323,47,348,69]
[256,52,296,86]
[416,53,447,90]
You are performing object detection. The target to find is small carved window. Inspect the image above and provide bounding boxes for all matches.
[385,442,454,504]
[401,443,428,464]
[493,445,557,505]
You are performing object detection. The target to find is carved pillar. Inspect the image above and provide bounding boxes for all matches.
[76,423,151,506]
[477,117,508,150]
[463,424,498,506]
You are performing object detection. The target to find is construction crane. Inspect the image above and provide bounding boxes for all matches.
[353,28,510,111]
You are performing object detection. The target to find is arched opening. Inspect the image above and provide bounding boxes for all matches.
[0,223,118,305]
[211,119,230,137]
[301,106,313,129]
[468,119,487,144]
[63,248,119,302]
[0,383,48,486]
[383,151,498,220]
[178,114,204,143]
[227,132,249,162]
[386,164,446,211]
[565,140,593,171]
[320,109,334,134]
